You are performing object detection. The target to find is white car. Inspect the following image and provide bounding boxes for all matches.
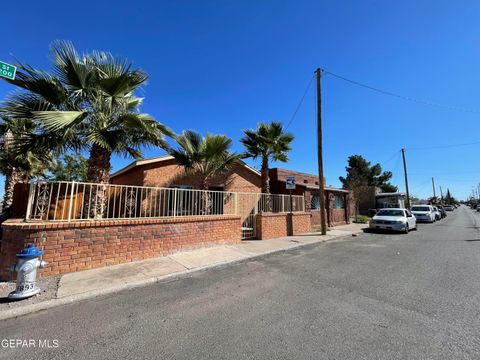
[411,205,436,223]
[432,206,442,220]
[369,208,417,233]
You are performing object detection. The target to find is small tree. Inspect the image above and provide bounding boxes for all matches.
[169,130,240,190]
[240,122,293,194]
[0,116,52,215]
[339,155,396,220]
[380,183,398,193]
[444,189,456,205]
[48,153,88,181]
[169,130,240,215]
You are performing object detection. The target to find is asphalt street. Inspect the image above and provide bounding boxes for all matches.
[1,206,480,359]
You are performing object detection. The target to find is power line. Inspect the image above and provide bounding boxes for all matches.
[285,75,315,130]
[380,150,401,167]
[406,140,480,151]
[323,69,480,114]
[409,170,480,176]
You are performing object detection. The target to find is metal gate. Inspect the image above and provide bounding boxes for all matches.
[237,192,305,239]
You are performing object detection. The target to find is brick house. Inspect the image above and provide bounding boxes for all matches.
[111,158,350,228]
[110,155,262,193]
[269,168,351,227]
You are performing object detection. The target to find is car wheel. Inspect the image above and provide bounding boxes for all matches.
[404,224,409,234]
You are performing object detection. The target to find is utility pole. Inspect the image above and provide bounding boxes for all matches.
[440,186,444,203]
[431,177,436,200]
[315,68,327,235]
[401,148,411,209]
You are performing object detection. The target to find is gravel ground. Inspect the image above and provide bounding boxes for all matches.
[0,275,60,311]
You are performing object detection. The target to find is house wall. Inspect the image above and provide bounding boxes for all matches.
[269,169,350,228]
[358,186,379,215]
[269,168,325,192]
[112,160,261,193]
[110,167,145,186]
[0,216,241,280]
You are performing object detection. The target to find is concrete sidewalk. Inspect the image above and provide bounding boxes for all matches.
[1,223,366,320]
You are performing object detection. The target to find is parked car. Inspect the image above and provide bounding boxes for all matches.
[432,206,442,220]
[444,205,454,211]
[411,205,436,223]
[436,205,447,218]
[369,208,417,233]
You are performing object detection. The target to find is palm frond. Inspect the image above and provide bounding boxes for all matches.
[51,40,95,92]
[34,110,88,131]
[240,121,293,162]
[5,63,67,105]
[2,92,56,119]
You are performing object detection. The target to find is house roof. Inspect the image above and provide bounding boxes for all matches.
[273,178,349,193]
[110,155,261,179]
[376,192,406,197]
[270,167,348,193]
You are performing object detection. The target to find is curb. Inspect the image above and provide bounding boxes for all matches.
[0,231,358,321]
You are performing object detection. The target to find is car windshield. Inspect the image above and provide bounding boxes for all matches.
[376,209,404,217]
[412,206,430,211]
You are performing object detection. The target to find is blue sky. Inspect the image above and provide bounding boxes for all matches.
[1,0,479,200]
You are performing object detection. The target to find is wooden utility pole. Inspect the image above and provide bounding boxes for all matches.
[432,177,436,199]
[401,148,411,209]
[315,68,327,235]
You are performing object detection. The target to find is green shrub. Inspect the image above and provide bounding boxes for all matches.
[353,215,370,224]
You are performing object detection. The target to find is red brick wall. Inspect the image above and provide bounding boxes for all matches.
[0,216,241,280]
[330,209,348,227]
[311,209,349,228]
[292,212,312,235]
[255,212,311,240]
[110,166,144,186]
[111,159,261,193]
[255,213,288,240]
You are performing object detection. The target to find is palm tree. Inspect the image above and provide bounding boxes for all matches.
[3,41,170,183]
[2,41,170,217]
[168,130,240,190]
[0,116,52,215]
[240,121,294,194]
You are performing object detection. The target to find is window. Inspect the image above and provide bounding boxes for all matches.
[311,194,320,210]
[411,206,431,212]
[334,194,345,209]
[376,209,404,217]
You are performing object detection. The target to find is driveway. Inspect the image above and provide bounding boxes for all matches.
[1,206,479,359]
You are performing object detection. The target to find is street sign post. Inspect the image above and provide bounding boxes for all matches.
[286,176,296,190]
[0,61,16,80]
[285,176,296,236]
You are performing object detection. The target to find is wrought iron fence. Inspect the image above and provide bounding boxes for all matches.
[25,181,305,227]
